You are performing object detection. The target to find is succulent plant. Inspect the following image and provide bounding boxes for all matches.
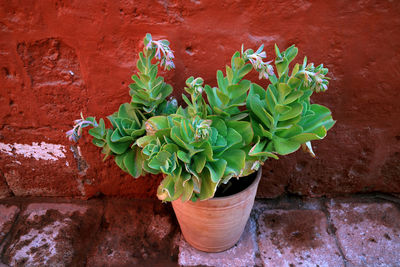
[245,44,335,163]
[66,33,335,202]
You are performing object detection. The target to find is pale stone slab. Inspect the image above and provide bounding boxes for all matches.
[258,209,344,267]
[86,199,177,266]
[178,217,259,267]
[328,201,400,267]
[2,202,101,267]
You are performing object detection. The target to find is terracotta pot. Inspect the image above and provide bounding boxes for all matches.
[172,168,262,252]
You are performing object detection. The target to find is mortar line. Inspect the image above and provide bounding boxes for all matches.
[320,198,348,267]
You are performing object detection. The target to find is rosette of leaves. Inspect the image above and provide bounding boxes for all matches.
[129,33,177,116]
[137,91,254,202]
[246,44,335,162]
[85,103,146,178]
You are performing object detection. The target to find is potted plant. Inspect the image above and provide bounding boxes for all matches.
[67,34,335,252]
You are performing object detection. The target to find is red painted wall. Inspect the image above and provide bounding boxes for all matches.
[1,0,399,199]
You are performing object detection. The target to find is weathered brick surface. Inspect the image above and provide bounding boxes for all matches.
[0,205,19,242]
[85,199,178,267]
[0,174,11,199]
[0,1,399,198]
[0,198,399,266]
[257,209,343,266]
[178,217,259,267]
[1,202,102,267]
[328,201,400,267]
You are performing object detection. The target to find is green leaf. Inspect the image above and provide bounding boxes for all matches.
[146,116,169,134]
[291,63,300,76]
[284,45,298,63]
[226,121,253,146]
[249,95,273,129]
[177,150,191,163]
[115,153,127,172]
[204,85,222,109]
[157,175,175,201]
[275,57,289,77]
[274,44,282,58]
[136,135,156,148]
[124,146,143,178]
[88,119,105,139]
[216,70,227,92]
[249,137,279,159]
[149,65,158,80]
[140,73,150,84]
[226,80,251,99]
[197,170,217,200]
[275,104,291,114]
[171,126,191,150]
[226,66,234,84]
[288,77,301,89]
[181,178,194,202]
[216,90,230,106]
[234,56,244,69]
[92,138,105,147]
[131,74,147,88]
[278,103,303,121]
[277,83,292,102]
[111,129,134,142]
[276,124,303,138]
[231,51,240,68]
[209,116,227,136]
[272,136,300,155]
[136,57,145,73]
[288,128,327,143]
[266,85,278,112]
[193,154,206,173]
[284,91,303,105]
[300,104,335,133]
[238,64,253,79]
[106,130,131,154]
[224,127,242,150]
[222,149,245,176]
[148,151,171,170]
[205,159,227,183]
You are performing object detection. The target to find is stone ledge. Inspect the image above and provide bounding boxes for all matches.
[0,197,399,266]
[327,200,400,266]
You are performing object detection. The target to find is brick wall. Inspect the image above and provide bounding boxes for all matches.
[1,0,399,199]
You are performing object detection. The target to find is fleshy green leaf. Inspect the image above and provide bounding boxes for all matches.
[205,159,227,183]
[124,146,143,178]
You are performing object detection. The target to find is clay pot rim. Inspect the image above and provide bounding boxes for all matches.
[205,167,262,202]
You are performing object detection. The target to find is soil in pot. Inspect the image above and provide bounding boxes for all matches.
[214,171,257,198]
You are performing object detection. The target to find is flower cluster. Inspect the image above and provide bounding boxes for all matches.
[242,45,274,79]
[66,113,98,142]
[187,77,204,95]
[145,35,175,70]
[304,63,329,92]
